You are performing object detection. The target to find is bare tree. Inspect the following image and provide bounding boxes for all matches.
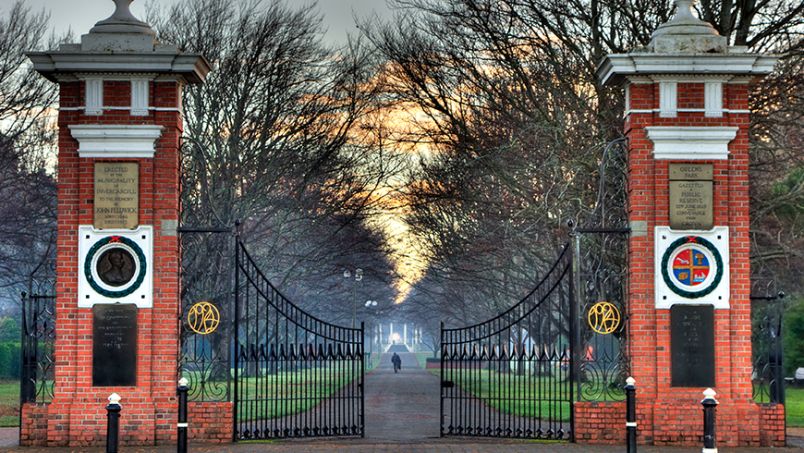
[147,0,402,314]
[365,0,803,317]
[0,1,58,304]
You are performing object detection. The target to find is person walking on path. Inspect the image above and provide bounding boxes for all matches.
[391,352,402,373]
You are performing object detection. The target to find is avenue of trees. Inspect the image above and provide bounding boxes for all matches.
[146,0,400,323]
[0,0,800,356]
[371,0,803,340]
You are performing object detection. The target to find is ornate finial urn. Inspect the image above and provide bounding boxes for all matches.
[648,0,727,53]
[90,0,155,36]
[81,0,158,52]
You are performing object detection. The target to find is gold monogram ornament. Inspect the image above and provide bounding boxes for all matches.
[187,301,220,335]
[587,301,621,335]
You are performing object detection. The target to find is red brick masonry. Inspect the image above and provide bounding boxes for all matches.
[573,401,626,444]
[619,80,780,447]
[188,402,234,443]
[21,401,234,446]
[573,401,785,447]
[573,398,785,447]
[19,403,48,447]
[759,403,785,447]
[18,78,186,448]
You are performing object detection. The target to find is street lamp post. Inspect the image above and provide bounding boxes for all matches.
[364,300,378,357]
[343,268,363,328]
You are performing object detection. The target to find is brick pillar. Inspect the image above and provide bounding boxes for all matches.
[597,0,780,447]
[25,1,209,447]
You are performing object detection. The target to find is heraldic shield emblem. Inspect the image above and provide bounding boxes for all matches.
[655,226,729,309]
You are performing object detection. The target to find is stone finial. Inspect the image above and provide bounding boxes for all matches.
[90,0,155,36]
[648,0,727,53]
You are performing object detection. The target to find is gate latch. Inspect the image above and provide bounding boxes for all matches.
[441,380,454,388]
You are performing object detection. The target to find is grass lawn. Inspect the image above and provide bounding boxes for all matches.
[787,387,804,427]
[0,380,18,427]
[443,369,572,421]
[236,365,361,419]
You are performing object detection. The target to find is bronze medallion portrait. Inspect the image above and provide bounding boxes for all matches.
[96,247,137,287]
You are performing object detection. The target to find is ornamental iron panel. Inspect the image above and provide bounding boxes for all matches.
[573,229,630,402]
[180,230,234,402]
[751,281,785,404]
[20,292,56,404]
[234,240,364,440]
[440,245,575,440]
[572,138,630,402]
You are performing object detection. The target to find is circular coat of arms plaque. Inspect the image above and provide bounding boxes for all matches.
[661,235,723,299]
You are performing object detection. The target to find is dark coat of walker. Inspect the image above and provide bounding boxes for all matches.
[391,352,402,373]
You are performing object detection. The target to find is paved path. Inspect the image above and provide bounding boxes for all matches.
[363,352,440,441]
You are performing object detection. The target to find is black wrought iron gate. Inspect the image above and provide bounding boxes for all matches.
[440,245,575,440]
[233,240,365,439]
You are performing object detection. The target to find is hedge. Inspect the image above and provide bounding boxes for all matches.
[0,342,21,379]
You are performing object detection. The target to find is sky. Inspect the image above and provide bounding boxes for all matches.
[7,0,393,44]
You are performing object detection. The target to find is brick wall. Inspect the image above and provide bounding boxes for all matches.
[759,403,786,447]
[573,401,625,444]
[616,80,774,447]
[19,79,185,447]
[19,403,49,447]
[188,402,234,443]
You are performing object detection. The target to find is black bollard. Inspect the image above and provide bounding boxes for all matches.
[106,393,122,453]
[701,388,719,453]
[177,377,189,453]
[625,376,637,453]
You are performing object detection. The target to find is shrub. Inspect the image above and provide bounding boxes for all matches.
[0,341,21,379]
[784,298,804,376]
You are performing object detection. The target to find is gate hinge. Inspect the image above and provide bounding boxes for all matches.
[441,381,454,388]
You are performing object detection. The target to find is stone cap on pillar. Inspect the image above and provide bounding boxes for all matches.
[597,0,778,86]
[27,0,209,84]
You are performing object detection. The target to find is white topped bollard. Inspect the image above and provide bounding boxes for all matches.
[625,377,637,453]
[177,377,190,453]
[106,393,122,453]
[701,388,719,453]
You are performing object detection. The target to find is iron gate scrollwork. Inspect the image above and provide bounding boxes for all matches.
[440,245,575,440]
[573,138,630,402]
[179,229,234,403]
[234,241,365,440]
[20,292,56,405]
[573,229,630,402]
[751,283,785,404]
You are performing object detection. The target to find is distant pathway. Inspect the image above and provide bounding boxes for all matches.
[363,352,440,441]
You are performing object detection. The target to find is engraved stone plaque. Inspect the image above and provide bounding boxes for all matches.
[669,164,713,181]
[93,304,137,386]
[94,163,139,229]
[669,164,713,230]
[671,305,714,387]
